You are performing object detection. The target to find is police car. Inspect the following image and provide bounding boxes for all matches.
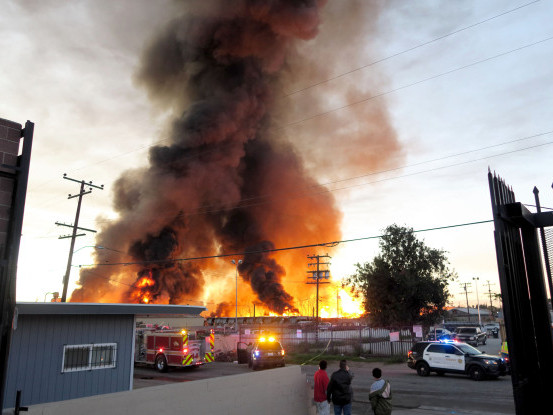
[407,341,507,381]
[248,336,285,370]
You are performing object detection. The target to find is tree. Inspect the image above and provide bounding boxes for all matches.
[347,224,456,326]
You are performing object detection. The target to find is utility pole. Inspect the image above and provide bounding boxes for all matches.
[231,259,242,334]
[484,280,496,318]
[461,283,472,322]
[337,290,340,319]
[56,174,103,302]
[306,254,330,341]
[472,277,482,325]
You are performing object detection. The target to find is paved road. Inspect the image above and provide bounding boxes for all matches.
[305,338,513,415]
[133,338,514,414]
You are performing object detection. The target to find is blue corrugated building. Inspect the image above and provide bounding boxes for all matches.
[2,302,205,410]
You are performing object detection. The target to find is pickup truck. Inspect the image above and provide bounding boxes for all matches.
[453,326,487,346]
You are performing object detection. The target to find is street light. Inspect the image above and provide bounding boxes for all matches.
[472,277,481,326]
[231,259,243,333]
[44,292,59,302]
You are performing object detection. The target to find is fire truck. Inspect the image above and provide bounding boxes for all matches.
[135,326,215,372]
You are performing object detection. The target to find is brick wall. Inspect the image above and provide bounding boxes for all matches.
[0,118,22,256]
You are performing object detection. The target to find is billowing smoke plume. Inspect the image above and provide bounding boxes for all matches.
[71,0,402,315]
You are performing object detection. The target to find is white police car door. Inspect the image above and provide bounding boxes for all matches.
[424,344,449,369]
[445,344,465,370]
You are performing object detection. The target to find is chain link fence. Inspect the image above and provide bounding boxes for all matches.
[226,323,417,358]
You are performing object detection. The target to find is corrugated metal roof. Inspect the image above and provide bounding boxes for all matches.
[15,302,206,316]
[448,307,491,315]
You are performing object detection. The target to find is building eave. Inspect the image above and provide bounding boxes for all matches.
[15,302,206,316]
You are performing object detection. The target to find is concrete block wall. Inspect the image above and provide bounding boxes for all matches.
[0,118,21,256]
[8,366,311,415]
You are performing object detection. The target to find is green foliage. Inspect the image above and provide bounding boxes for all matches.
[346,224,456,326]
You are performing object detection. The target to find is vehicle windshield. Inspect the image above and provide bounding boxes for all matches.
[456,344,482,355]
[457,328,476,333]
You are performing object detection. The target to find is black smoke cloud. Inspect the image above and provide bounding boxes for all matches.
[72,0,342,313]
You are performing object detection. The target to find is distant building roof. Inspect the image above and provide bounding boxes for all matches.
[15,302,206,316]
[448,307,491,316]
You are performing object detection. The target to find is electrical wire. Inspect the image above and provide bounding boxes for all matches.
[27,2,546,198]
[284,35,553,129]
[285,0,540,96]
[29,130,552,240]
[88,134,553,224]
[76,218,493,268]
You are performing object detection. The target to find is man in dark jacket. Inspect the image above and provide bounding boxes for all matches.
[326,360,354,415]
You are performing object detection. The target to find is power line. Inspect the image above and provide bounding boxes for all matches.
[284,35,553,129]
[284,0,540,96]
[29,130,552,240]
[89,134,553,224]
[76,218,493,268]
[26,3,547,196]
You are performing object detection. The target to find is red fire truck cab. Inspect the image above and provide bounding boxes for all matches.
[135,327,215,372]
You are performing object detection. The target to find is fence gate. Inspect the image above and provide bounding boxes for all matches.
[488,171,553,414]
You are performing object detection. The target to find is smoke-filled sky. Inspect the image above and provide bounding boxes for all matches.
[1,0,552,312]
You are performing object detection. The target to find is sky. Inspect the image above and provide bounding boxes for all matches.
[1,0,552,313]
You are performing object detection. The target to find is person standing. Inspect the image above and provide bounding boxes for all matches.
[326,359,353,415]
[314,360,330,415]
[369,367,392,415]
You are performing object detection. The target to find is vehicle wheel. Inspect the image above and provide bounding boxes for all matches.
[416,362,430,377]
[248,358,252,368]
[155,354,168,373]
[468,365,483,381]
[252,362,259,371]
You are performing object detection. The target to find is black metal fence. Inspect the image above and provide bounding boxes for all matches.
[488,172,553,414]
[237,324,416,358]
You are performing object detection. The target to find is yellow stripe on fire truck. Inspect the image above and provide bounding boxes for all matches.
[205,352,214,362]
[209,330,214,350]
[182,355,193,366]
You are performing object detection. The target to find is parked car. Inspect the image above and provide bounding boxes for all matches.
[453,326,487,346]
[407,341,508,381]
[483,323,500,338]
[426,328,453,341]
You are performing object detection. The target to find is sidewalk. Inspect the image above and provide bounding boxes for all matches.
[392,406,511,415]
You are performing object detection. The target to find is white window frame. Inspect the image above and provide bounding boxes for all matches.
[62,343,117,373]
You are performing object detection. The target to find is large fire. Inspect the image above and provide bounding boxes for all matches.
[70,1,399,317]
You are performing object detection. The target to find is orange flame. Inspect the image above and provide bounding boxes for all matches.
[129,274,156,304]
[136,276,155,288]
[337,288,364,318]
